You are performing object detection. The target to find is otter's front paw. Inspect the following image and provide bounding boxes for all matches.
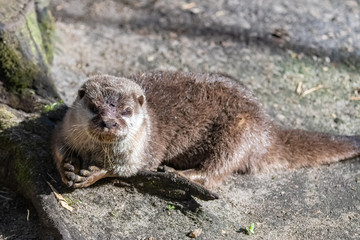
[72,166,108,188]
[61,162,77,187]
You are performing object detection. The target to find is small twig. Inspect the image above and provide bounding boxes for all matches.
[47,172,57,183]
[27,209,30,222]
[182,2,196,10]
[47,181,74,211]
[349,96,360,101]
[296,82,303,95]
[301,84,324,97]
[0,194,12,201]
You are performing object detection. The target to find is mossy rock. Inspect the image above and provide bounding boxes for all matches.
[0,2,74,237]
[0,0,58,101]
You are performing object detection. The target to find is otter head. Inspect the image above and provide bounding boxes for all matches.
[75,75,146,143]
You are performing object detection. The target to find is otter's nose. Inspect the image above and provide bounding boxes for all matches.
[101,119,118,129]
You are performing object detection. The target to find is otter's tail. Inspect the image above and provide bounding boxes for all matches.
[274,128,360,169]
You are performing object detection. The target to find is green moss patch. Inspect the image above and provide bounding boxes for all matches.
[41,99,64,113]
[0,106,18,130]
[0,36,38,92]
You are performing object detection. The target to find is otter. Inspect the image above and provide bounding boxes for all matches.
[52,72,360,189]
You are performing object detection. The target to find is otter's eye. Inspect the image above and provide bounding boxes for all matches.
[121,107,132,116]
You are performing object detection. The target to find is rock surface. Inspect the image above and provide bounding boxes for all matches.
[1,0,360,239]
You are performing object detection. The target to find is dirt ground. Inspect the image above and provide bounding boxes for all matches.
[1,0,359,239]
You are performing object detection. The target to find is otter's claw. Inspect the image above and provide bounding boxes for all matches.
[65,171,76,181]
[64,163,75,171]
[74,175,87,183]
[60,161,77,187]
[79,169,91,177]
[73,166,106,188]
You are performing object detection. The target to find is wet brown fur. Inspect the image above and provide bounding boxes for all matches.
[52,72,360,189]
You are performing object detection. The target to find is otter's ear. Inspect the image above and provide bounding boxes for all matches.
[78,88,85,99]
[137,95,145,106]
